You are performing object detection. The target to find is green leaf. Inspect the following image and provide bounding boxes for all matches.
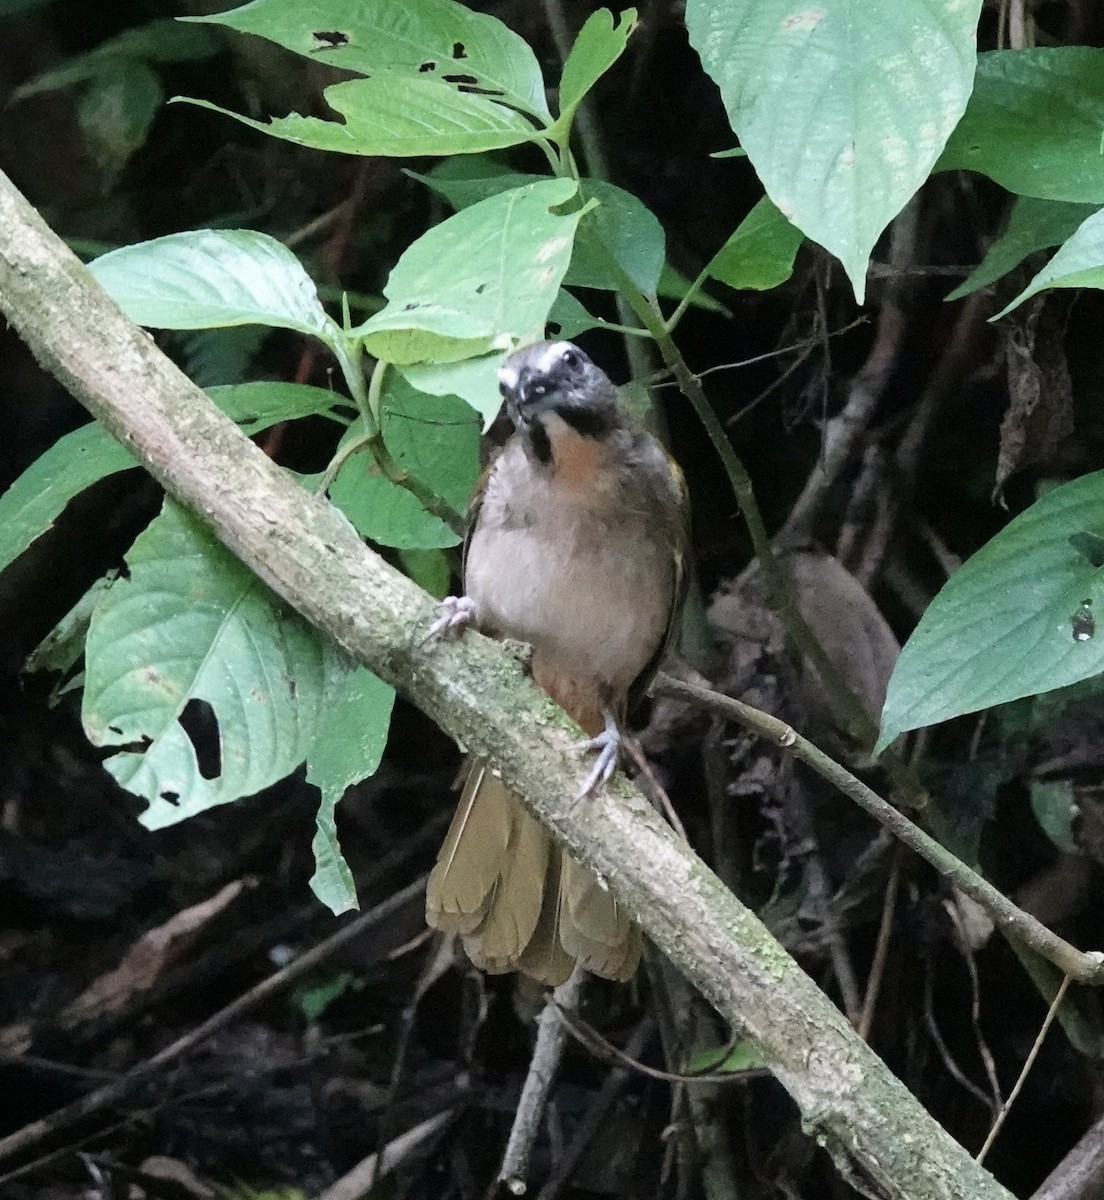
[77,61,162,180]
[0,383,342,580]
[189,0,550,120]
[685,1041,766,1074]
[181,75,543,160]
[89,230,335,340]
[306,665,396,914]
[552,8,636,138]
[82,502,350,828]
[295,972,357,1021]
[1030,779,1079,854]
[330,375,479,548]
[418,166,665,296]
[707,197,804,291]
[399,353,506,429]
[947,196,1099,302]
[938,49,1104,204]
[207,381,348,432]
[0,424,138,575]
[398,548,453,598]
[686,0,981,303]
[992,209,1104,319]
[547,288,601,338]
[356,177,586,362]
[877,471,1104,752]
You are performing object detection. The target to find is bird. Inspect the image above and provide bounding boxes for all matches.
[425,339,689,984]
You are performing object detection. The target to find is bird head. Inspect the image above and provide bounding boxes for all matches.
[498,341,621,440]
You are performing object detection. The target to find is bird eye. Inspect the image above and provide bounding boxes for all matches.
[561,347,579,369]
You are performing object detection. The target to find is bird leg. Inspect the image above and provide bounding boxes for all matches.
[572,709,622,801]
[425,595,478,641]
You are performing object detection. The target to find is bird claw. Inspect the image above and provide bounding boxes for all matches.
[425,595,477,642]
[572,713,622,802]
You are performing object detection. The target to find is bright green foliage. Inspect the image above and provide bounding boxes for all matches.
[0,424,138,575]
[82,502,352,828]
[706,197,804,292]
[993,209,1104,318]
[183,0,553,157]
[948,195,1099,301]
[0,383,340,577]
[189,0,550,119]
[878,472,1104,752]
[330,381,479,549]
[939,49,1104,203]
[307,667,396,914]
[354,178,587,363]
[89,230,338,341]
[419,164,666,296]
[686,0,981,302]
[551,8,637,140]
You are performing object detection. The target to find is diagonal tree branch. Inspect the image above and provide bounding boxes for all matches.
[0,169,1015,1200]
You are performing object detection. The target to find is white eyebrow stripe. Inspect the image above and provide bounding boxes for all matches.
[498,361,521,391]
[539,342,570,373]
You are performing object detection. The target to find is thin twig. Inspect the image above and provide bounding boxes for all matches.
[858,848,901,1041]
[499,966,587,1194]
[977,976,1072,1163]
[652,672,1104,985]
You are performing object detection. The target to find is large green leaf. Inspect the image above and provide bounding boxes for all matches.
[992,209,1104,319]
[686,0,981,302]
[189,0,550,119]
[0,424,137,575]
[551,8,636,140]
[947,196,1099,302]
[0,383,342,579]
[306,666,396,914]
[418,165,665,295]
[707,197,804,292]
[89,230,335,340]
[938,49,1104,203]
[355,177,586,362]
[877,472,1104,752]
[183,76,542,159]
[83,502,349,827]
[329,374,479,548]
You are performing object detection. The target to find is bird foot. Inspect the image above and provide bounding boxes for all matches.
[572,711,622,802]
[425,595,477,641]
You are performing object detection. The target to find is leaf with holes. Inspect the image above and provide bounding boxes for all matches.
[993,209,1104,319]
[686,0,981,302]
[82,501,350,827]
[938,49,1104,204]
[183,77,542,159]
[306,666,396,914]
[355,177,587,363]
[877,471,1104,752]
[948,196,1099,302]
[187,0,550,120]
[89,229,335,340]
